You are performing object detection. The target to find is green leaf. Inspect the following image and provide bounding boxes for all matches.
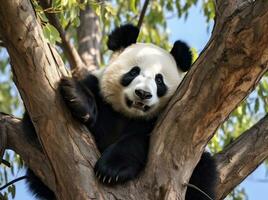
[43,23,61,44]
[61,0,68,7]
[130,0,137,13]
[8,185,16,199]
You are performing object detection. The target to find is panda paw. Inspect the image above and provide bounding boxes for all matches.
[94,147,141,185]
[59,77,97,125]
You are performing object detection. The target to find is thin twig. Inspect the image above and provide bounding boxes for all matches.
[0,159,11,168]
[184,183,214,200]
[38,0,85,70]
[137,0,150,29]
[0,176,28,191]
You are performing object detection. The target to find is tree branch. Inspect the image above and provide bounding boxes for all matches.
[39,0,86,70]
[0,1,136,199]
[137,0,150,28]
[0,113,55,191]
[0,176,28,191]
[215,115,268,199]
[77,4,101,73]
[1,0,268,199]
[141,1,268,199]
[0,113,7,165]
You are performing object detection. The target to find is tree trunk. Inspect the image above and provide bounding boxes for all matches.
[1,0,268,199]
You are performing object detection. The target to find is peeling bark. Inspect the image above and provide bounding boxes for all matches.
[1,0,268,199]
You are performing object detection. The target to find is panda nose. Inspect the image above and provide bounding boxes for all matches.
[135,89,152,100]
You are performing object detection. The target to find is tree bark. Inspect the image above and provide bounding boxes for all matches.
[139,1,268,199]
[215,115,268,199]
[77,4,101,71]
[1,0,268,200]
[0,113,55,191]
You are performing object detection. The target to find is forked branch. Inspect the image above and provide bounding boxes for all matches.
[0,113,55,191]
[1,0,268,199]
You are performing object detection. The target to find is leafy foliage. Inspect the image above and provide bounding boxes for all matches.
[226,187,248,200]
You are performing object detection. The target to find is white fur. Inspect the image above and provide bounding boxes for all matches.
[98,43,186,118]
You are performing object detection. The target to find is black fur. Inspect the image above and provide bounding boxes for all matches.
[59,75,217,199]
[22,113,42,150]
[120,66,140,87]
[23,24,216,200]
[26,169,55,200]
[170,40,192,72]
[24,73,217,199]
[186,152,217,200]
[59,77,98,125]
[155,74,167,97]
[60,76,156,184]
[22,113,55,200]
[107,24,139,51]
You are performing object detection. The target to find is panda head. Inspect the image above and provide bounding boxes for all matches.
[99,24,192,119]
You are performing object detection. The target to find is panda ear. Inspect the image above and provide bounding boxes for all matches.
[170,40,192,72]
[107,24,140,51]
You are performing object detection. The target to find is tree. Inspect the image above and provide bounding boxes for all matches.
[1,0,268,199]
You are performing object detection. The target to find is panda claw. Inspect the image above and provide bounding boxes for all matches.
[108,177,112,183]
[98,174,101,180]
[103,176,106,183]
[69,98,76,102]
[82,114,90,121]
[95,171,99,177]
[115,176,119,182]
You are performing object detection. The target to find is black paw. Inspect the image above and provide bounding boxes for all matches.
[59,77,97,125]
[94,146,141,185]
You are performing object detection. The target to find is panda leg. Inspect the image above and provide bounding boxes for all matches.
[26,168,55,200]
[59,77,97,125]
[185,152,217,200]
[94,133,149,185]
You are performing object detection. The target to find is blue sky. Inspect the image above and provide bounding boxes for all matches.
[2,1,268,200]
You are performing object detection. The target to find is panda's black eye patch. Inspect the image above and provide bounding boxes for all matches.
[155,74,167,97]
[155,75,163,84]
[121,66,140,87]
[130,67,140,76]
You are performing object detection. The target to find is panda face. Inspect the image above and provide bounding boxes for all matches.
[100,43,186,118]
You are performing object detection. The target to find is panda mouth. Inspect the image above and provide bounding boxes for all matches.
[125,97,151,112]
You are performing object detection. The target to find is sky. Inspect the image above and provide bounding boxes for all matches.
[2,1,268,200]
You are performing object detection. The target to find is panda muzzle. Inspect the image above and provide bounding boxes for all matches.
[125,97,151,112]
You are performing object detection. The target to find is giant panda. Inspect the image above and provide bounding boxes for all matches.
[23,24,217,200]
